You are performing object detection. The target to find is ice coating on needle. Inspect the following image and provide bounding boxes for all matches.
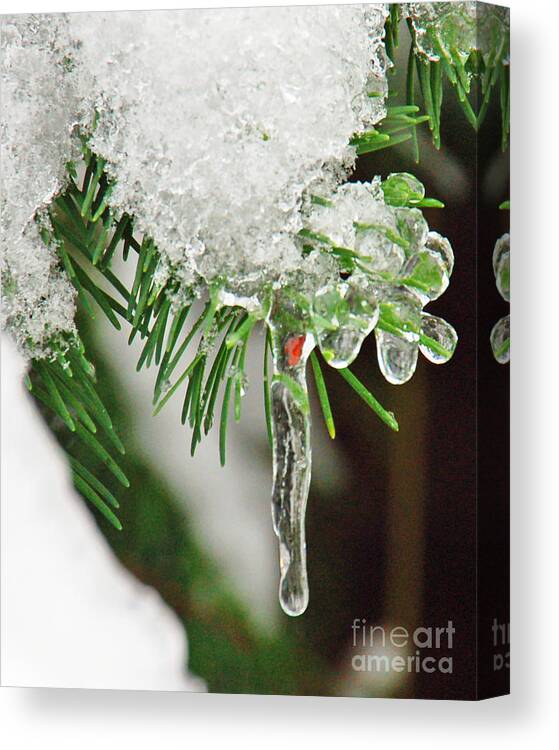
[403,2,510,64]
[491,315,510,365]
[419,313,458,364]
[302,179,457,386]
[311,280,379,369]
[403,2,477,62]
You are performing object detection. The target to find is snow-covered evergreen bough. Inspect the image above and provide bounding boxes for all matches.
[1,5,508,615]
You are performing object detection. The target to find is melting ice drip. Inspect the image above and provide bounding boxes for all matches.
[268,320,313,616]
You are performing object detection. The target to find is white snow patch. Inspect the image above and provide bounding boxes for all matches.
[0,335,204,691]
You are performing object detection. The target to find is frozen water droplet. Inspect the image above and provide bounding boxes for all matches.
[419,313,458,364]
[267,297,314,616]
[493,234,510,302]
[425,231,454,276]
[378,286,422,343]
[395,207,428,256]
[491,315,510,364]
[376,287,421,383]
[375,329,419,385]
[400,250,449,304]
[382,172,425,207]
[492,233,509,274]
[355,231,406,274]
[495,255,510,302]
[312,281,378,369]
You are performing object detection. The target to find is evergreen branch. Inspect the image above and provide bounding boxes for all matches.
[28,340,127,529]
[387,14,510,152]
[31,96,445,524]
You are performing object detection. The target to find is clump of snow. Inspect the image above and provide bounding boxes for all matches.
[73,6,389,290]
[1,6,389,357]
[1,334,204,690]
[1,15,80,358]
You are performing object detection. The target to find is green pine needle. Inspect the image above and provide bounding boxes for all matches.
[72,472,122,531]
[69,457,120,510]
[219,374,234,468]
[32,361,76,432]
[263,329,273,449]
[337,367,399,432]
[153,353,204,416]
[74,421,129,488]
[310,351,336,439]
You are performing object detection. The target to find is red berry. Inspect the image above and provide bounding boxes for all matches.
[284,334,306,367]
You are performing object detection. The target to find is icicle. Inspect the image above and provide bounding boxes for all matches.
[266,299,314,616]
[376,329,419,384]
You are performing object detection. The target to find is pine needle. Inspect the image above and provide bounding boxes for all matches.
[310,351,336,439]
[337,368,399,432]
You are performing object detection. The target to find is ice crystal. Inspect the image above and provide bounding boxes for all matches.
[490,315,510,365]
[312,281,379,369]
[301,179,457,385]
[493,233,510,303]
